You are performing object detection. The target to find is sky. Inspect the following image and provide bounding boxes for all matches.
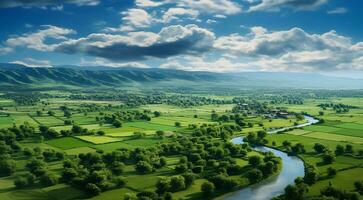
[0,0,363,76]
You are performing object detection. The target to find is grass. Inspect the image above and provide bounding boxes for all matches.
[124,121,181,131]
[307,168,363,196]
[303,131,363,144]
[34,116,64,126]
[75,135,122,144]
[46,137,91,150]
[64,147,96,155]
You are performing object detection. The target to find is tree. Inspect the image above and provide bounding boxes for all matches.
[135,161,153,174]
[36,110,43,117]
[71,125,83,134]
[47,110,55,116]
[40,172,58,186]
[175,122,181,127]
[174,164,188,174]
[182,173,196,188]
[113,120,122,128]
[345,144,354,154]
[96,131,105,136]
[248,155,262,167]
[156,177,170,194]
[304,165,319,185]
[201,181,215,197]
[284,183,309,200]
[322,152,335,164]
[313,143,326,154]
[354,181,363,194]
[335,145,345,155]
[0,159,16,176]
[291,143,305,154]
[169,176,185,192]
[154,111,161,117]
[85,183,101,196]
[156,130,164,138]
[327,167,337,177]
[14,177,28,188]
[247,169,263,183]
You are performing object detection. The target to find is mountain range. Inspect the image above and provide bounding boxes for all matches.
[1,63,363,90]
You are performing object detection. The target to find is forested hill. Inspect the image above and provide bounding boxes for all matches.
[1,63,363,90]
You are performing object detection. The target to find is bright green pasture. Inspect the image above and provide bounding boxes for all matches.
[286,129,312,135]
[64,147,96,155]
[304,125,341,133]
[106,130,156,137]
[303,132,363,144]
[94,138,171,152]
[46,137,91,149]
[335,122,363,130]
[76,135,122,144]
[34,116,64,126]
[307,168,363,197]
[124,121,181,131]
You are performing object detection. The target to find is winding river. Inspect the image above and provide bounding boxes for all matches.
[223,116,319,200]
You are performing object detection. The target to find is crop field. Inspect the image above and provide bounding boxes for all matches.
[123,121,181,131]
[75,136,123,144]
[33,116,64,126]
[1,93,363,200]
[45,137,92,149]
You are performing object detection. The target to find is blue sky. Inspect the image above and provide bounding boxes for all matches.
[0,0,363,75]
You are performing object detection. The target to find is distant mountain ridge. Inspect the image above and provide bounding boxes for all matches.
[1,63,363,90]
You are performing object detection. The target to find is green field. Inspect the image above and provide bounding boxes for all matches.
[1,93,363,200]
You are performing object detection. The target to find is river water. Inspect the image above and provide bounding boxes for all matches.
[223,116,318,200]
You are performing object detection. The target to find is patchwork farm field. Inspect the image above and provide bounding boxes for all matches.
[1,93,363,200]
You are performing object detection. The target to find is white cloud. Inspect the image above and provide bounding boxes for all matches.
[104,8,160,32]
[80,57,149,68]
[214,14,227,18]
[6,25,76,51]
[120,8,154,31]
[10,58,52,67]
[161,56,250,72]
[0,46,12,55]
[136,0,241,15]
[327,7,347,14]
[206,19,217,24]
[214,26,363,72]
[135,0,169,7]
[162,8,199,23]
[247,0,328,12]
[57,24,215,61]
[177,0,241,15]
[214,27,351,56]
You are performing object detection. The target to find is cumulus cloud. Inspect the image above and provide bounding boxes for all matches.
[214,26,363,71]
[135,0,169,7]
[10,58,52,67]
[56,24,215,61]
[136,0,241,15]
[214,27,350,56]
[177,0,241,15]
[105,8,156,32]
[6,25,76,51]
[161,56,250,72]
[247,0,328,12]
[0,0,99,8]
[162,8,199,23]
